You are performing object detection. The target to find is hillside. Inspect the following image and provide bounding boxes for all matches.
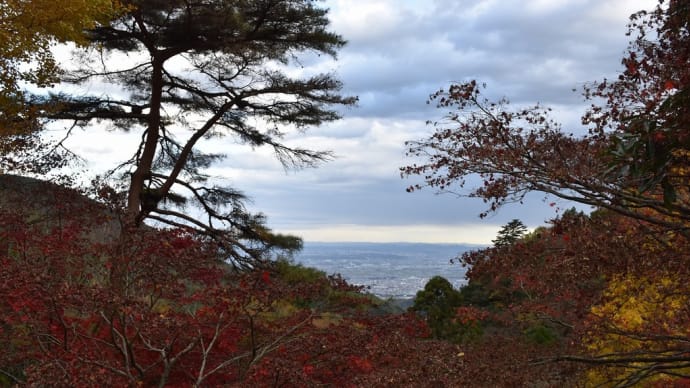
[4,174,690,386]
[0,175,471,386]
[0,174,121,243]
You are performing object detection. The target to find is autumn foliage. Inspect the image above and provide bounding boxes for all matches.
[5,0,690,386]
[402,1,690,232]
[11,178,690,386]
[0,178,472,387]
[400,0,690,385]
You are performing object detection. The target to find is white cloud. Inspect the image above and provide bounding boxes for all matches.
[328,0,421,48]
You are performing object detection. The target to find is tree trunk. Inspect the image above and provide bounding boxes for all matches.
[127,58,164,224]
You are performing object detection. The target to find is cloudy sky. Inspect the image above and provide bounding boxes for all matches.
[64,0,655,244]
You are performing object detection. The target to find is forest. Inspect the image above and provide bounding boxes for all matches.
[1,0,690,386]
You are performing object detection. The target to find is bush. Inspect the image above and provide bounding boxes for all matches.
[411,276,485,342]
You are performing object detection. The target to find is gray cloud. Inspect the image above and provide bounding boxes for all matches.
[329,0,645,114]
[259,0,652,241]
[65,0,656,242]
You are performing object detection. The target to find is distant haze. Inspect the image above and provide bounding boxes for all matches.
[295,242,480,298]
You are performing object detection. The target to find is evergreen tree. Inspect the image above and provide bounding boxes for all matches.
[411,276,462,339]
[492,219,527,247]
[42,0,356,266]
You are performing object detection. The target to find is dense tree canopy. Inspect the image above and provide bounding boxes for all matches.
[451,207,690,386]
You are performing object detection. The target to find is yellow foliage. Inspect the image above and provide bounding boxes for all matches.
[1,0,120,45]
[269,300,299,319]
[152,299,172,315]
[255,300,301,322]
[311,312,343,329]
[0,0,124,116]
[585,272,689,385]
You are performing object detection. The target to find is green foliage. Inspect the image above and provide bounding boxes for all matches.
[411,276,459,331]
[522,226,547,243]
[492,219,528,247]
[273,258,372,311]
[412,276,461,313]
[266,233,303,257]
[275,259,327,285]
[450,321,484,344]
[459,276,529,311]
[524,323,558,345]
[456,279,494,308]
[411,276,483,342]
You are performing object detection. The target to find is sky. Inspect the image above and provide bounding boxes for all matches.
[62,0,656,244]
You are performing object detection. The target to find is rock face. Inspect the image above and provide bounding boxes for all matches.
[0,174,122,243]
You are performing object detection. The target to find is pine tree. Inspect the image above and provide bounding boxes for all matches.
[492,219,527,247]
[43,0,356,266]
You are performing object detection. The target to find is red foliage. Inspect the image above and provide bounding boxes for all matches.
[402,0,690,231]
[0,182,476,386]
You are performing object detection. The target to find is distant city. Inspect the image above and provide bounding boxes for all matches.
[294,242,485,298]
